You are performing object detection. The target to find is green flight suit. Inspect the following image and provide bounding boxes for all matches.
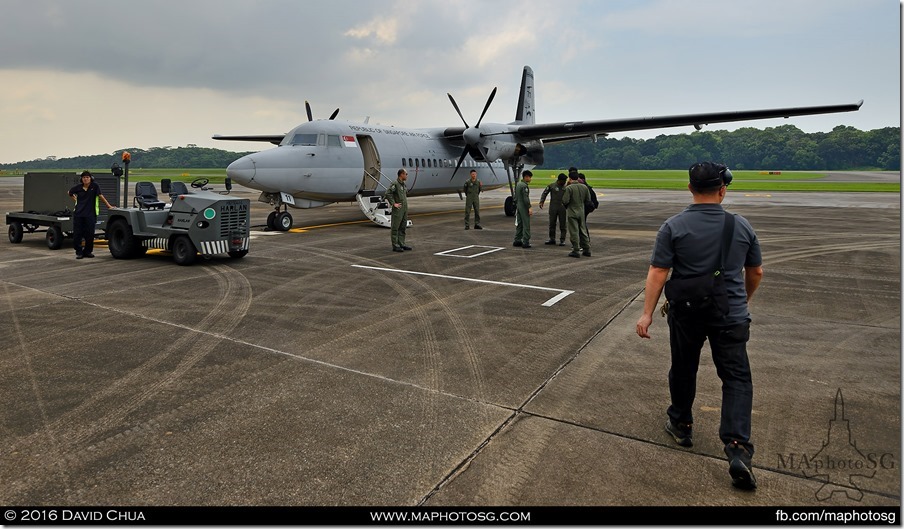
[383,178,408,248]
[463,178,482,228]
[513,180,531,245]
[539,181,567,242]
[561,182,591,253]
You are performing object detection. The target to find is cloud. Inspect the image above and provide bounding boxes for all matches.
[0,0,896,163]
[345,16,401,44]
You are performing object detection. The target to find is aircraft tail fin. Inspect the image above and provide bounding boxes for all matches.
[514,66,535,125]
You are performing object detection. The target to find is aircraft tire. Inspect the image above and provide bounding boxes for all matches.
[172,235,197,266]
[266,211,277,231]
[504,196,516,217]
[46,225,64,250]
[8,222,23,244]
[276,211,293,231]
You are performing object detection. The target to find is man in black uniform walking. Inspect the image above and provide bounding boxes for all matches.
[635,161,764,490]
[68,171,115,259]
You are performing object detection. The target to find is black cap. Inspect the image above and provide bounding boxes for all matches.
[557,173,567,182]
[80,170,92,177]
[689,162,732,189]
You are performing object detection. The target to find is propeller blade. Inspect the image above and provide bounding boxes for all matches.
[329,108,340,120]
[447,93,469,128]
[475,87,497,128]
[305,101,314,122]
[484,160,498,180]
[450,147,470,182]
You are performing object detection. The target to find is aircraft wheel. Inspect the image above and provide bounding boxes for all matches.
[276,211,293,231]
[8,222,23,244]
[172,235,197,266]
[46,225,64,250]
[266,211,277,230]
[504,196,516,217]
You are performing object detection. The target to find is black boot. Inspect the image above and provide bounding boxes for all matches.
[725,441,757,490]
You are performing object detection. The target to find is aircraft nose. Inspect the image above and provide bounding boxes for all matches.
[226,156,255,185]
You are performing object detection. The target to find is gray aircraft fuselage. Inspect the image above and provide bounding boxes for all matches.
[226,119,516,207]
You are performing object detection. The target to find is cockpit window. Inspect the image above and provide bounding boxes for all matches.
[290,133,318,146]
[327,135,341,147]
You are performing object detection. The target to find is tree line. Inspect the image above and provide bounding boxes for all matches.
[1,125,899,172]
[0,146,254,171]
[539,125,899,171]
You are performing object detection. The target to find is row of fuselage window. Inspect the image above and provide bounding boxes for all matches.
[401,157,503,170]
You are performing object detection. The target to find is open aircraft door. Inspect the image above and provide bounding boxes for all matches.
[357,135,382,194]
[354,135,397,228]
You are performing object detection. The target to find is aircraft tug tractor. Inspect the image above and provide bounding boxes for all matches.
[105,179,251,266]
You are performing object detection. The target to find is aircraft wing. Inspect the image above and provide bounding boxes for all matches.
[513,101,864,142]
[212,134,286,146]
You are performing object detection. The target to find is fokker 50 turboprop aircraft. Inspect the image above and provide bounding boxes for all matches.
[214,66,862,231]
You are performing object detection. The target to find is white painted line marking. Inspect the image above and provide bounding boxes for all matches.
[352,265,574,307]
[434,245,505,259]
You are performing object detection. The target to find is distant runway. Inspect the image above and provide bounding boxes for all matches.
[0,172,899,514]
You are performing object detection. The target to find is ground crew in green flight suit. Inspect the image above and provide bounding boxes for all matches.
[513,169,533,248]
[383,168,411,252]
[561,171,591,257]
[539,172,568,246]
[463,169,482,230]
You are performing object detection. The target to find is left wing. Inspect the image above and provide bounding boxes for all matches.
[212,134,286,145]
[513,101,864,143]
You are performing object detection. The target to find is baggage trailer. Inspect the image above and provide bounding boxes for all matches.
[6,172,120,249]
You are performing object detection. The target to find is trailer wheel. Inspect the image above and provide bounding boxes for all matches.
[108,218,144,259]
[8,222,23,244]
[46,225,64,250]
[228,250,248,259]
[172,235,197,266]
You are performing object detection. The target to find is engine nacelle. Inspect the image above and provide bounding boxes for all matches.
[482,137,527,163]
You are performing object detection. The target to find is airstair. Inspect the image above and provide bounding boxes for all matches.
[355,168,411,229]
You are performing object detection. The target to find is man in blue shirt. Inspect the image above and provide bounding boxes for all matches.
[68,171,115,259]
[636,161,764,490]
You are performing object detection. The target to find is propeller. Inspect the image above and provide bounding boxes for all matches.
[305,101,340,122]
[447,87,497,181]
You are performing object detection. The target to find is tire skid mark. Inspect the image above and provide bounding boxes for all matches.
[421,285,640,505]
[4,266,254,491]
[764,241,898,265]
[2,282,74,501]
[8,353,295,503]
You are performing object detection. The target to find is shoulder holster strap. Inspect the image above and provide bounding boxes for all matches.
[719,211,736,271]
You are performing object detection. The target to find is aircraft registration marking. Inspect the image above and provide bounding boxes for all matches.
[433,245,504,259]
[352,265,574,307]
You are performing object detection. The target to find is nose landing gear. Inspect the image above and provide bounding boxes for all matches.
[267,207,293,231]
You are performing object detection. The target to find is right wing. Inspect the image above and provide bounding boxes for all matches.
[513,101,864,144]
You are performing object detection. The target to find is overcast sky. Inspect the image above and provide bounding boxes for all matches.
[0,0,899,164]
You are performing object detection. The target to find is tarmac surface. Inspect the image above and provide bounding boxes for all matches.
[0,173,900,510]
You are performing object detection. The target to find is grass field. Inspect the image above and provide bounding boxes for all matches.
[534,170,900,192]
[1,168,899,192]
